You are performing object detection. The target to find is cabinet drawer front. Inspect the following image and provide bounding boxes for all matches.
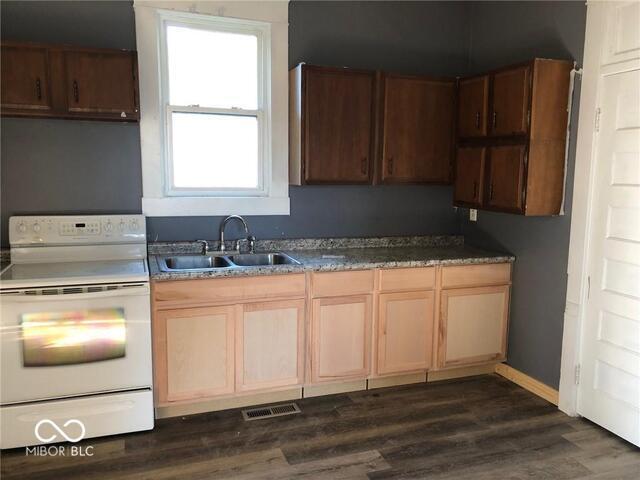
[379,267,435,292]
[311,270,374,297]
[153,274,306,307]
[441,263,511,288]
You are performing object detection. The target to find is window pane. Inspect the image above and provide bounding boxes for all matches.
[171,112,259,189]
[167,25,258,109]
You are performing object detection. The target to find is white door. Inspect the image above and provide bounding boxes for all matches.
[578,2,640,445]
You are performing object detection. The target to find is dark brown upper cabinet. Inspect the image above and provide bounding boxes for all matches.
[379,74,455,184]
[485,145,526,212]
[1,42,139,122]
[64,50,138,118]
[1,45,52,112]
[455,58,572,215]
[454,147,485,207]
[457,76,489,138]
[490,65,531,136]
[289,64,376,184]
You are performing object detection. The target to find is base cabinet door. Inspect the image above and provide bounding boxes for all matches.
[236,300,305,392]
[155,306,235,403]
[311,295,372,382]
[377,291,434,375]
[439,285,510,368]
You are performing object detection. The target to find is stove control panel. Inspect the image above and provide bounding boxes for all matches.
[9,215,147,246]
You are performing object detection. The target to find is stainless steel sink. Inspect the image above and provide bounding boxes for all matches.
[160,255,233,271]
[158,252,301,271]
[226,252,301,267]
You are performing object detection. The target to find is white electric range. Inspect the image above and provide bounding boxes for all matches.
[0,215,154,449]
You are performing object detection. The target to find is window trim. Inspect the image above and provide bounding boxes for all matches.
[159,14,271,197]
[134,1,290,217]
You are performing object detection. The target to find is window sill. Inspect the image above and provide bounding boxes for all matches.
[142,196,290,216]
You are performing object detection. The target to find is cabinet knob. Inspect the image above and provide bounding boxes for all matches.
[475,112,480,129]
[361,157,368,175]
[73,80,79,102]
[35,78,42,100]
[387,157,394,175]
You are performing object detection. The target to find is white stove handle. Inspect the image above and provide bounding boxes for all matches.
[0,284,149,302]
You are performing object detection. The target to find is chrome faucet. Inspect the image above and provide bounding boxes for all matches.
[219,215,249,254]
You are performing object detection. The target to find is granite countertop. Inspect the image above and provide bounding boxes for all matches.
[148,236,514,281]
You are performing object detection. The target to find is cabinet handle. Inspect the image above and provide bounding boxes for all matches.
[387,158,394,175]
[35,78,42,100]
[473,181,478,199]
[492,111,497,129]
[489,183,494,200]
[475,112,480,129]
[73,80,79,102]
[361,157,368,175]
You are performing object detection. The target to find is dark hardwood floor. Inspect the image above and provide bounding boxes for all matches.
[2,375,638,479]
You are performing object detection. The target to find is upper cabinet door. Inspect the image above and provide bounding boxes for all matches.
[303,66,375,184]
[457,76,489,138]
[64,50,138,119]
[1,45,51,112]
[381,75,455,184]
[486,145,526,212]
[490,65,530,136]
[454,147,485,207]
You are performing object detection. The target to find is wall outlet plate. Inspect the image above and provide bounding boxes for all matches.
[470,209,478,222]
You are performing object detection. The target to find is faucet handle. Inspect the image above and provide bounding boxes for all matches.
[247,235,256,254]
[195,239,209,255]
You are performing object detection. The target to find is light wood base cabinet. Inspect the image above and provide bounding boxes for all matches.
[377,291,434,375]
[438,285,510,368]
[154,306,235,404]
[236,300,305,392]
[310,295,372,383]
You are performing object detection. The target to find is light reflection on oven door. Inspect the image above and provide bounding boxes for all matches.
[21,308,126,366]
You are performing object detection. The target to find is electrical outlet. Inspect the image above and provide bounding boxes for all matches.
[469,209,478,222]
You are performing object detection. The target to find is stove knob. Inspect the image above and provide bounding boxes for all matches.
[105,221,113,232]
[131,219,139,230]
[18,223,26,233]
[33,223,41,232]
[119,221,126,231]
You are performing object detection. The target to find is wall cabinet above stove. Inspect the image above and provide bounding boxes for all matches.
[1,42,139,122]
[454,58,573,215]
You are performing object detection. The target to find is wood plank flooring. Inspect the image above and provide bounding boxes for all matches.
[1,375,638,479]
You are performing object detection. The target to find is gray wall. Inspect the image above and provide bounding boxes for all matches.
[460,1,587,388]
[1,0,472,245]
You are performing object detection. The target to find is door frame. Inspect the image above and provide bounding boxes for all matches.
[558,1,639,415]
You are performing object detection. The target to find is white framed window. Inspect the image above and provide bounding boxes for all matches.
[135,1,289,216]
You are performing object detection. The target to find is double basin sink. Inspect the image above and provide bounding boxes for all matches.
[159,252,301,272]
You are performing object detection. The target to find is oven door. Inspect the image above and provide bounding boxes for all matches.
[0,284,152,405]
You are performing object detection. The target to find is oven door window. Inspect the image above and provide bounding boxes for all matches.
[21,308,126,366]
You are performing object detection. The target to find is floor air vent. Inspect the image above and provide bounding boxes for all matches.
[241,403,301,421]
